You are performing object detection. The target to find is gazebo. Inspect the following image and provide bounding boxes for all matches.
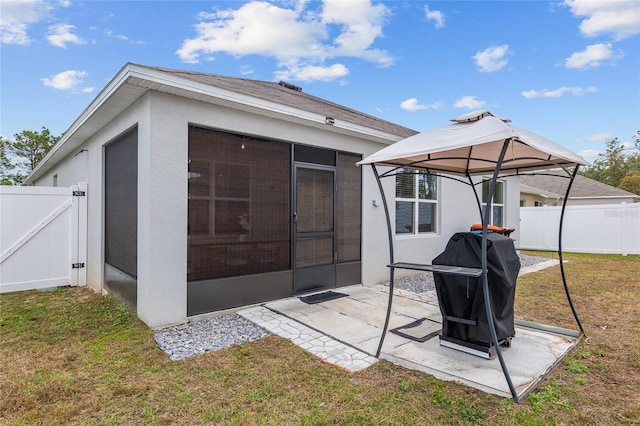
[358,110,588,402]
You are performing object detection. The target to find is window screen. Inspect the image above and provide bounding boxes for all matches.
[188,127,291,281]
[104,127,138,277]
[337,152,361,262]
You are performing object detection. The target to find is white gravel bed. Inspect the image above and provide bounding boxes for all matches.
[154,314,271,361]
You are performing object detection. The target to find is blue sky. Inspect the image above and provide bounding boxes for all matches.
[1,0,639,163]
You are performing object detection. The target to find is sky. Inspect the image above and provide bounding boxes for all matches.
[1,0,639,163]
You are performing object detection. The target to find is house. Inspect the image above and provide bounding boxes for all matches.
[24,63,520,328]
[520,172,639,206]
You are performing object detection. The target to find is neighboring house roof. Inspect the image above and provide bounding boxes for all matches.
[520,172,639,201]
[519,182,563,200]
[25,63,417,184]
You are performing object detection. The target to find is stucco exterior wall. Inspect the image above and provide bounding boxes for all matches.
[34,93,150,304]
[361,173,520,284]
[33,88,521,328]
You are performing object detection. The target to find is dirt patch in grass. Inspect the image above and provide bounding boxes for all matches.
[1,253,638,425]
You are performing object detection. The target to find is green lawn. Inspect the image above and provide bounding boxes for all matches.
[1,252,638,425]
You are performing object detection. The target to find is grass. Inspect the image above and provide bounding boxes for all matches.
[1,252,639,425]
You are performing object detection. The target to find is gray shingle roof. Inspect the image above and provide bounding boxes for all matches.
[148,65,418,139]
[520,172,638,199]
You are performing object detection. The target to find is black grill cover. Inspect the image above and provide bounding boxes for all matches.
[432,232,520,345]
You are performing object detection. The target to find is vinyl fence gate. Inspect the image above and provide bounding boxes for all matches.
[0,183,88,293]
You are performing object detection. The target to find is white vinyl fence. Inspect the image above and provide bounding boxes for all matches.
[0,183,87,293]
[519,203,640,255]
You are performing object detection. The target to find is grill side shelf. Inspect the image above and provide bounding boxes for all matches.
[388,262,483,277]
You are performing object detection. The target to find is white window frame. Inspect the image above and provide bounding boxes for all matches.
[481,178,505,227]
[395,170,439,236]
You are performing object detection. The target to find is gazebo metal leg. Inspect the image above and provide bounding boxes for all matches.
[372,164,396,358]
[481,139,519,402]
[558,166,585,335]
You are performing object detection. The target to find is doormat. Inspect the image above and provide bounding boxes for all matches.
[391,318,441,343]
[299,291,348,305]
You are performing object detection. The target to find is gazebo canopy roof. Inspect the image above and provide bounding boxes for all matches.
[358,111,587,176]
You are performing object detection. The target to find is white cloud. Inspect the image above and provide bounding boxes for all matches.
[521,86,597,98]
[275,63,348,82]
[176,0,393,81]
[59,0,71,8]
[400,98,427,112]
[239,65,255,75]
[104,29,145,44]
[41,70,93,93]
[472,44,509,72]
[583,132,615,143]
[563,0,640,41]
[47,23,85,48]
[104,29,128,41]
[564,43,620,69]
[322,0,392,64]
[0,0,52,45]
[400,98,444,112]
[454,96,486,109]
[577,149,601,163]
[424,5,445,29]
[622,141,639,155]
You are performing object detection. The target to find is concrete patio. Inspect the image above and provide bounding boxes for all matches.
[239,261,581,400]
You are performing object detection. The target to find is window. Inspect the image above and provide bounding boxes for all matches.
[53,174,58,187]
[188,127,290,281]
[395,169,438,235]
[482,179,504,227]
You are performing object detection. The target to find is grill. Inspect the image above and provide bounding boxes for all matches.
[432,232,520,358]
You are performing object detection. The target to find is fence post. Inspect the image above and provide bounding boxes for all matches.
[542,205,549,251]
[70,185,80,287]
[78,182,88,285]
[621,203,628,257]
[70,182,88,287]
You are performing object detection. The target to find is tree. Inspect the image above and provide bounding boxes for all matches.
[626,131,640,173]
[581,137,627,187]
[0,136,19,185]
[580,131,640,195]
[2,127,59,185]
[618,171,640,195]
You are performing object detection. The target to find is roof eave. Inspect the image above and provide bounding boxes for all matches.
[24,63,405,184]
[126,64,405,143]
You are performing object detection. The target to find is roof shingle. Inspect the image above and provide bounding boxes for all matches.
[148,65,418,139]
[520,172,638,199]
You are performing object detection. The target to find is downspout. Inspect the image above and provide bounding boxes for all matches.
[467,173,483,222]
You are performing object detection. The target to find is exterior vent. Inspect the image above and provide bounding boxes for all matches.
[278,81,302,92]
